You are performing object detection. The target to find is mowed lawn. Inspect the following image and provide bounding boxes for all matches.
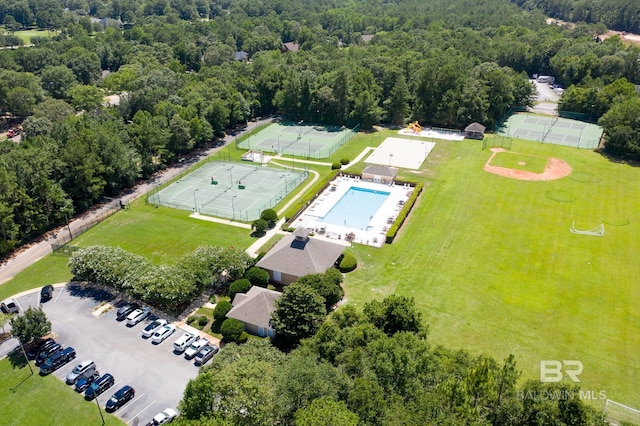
[0,357,122,425]
[346,137,640,410]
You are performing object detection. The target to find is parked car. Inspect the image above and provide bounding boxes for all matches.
[66,360,96,384]
[152,324,176,344]
[35,343,62,365]
[0,298,19,314]
[126,307,151,326]
[27,337,55,359]
[6,129,16,137]
[116,303,139,321]
[40,347,76,375]
[194,344,218,366]
[74,369,100,392]
[105,385,135,412]
[173,332,198,353]
[85,373,115,400]
[184,338,209,359]
[40,285,54,302]
[147,408,178,425]
[142,319,167,338]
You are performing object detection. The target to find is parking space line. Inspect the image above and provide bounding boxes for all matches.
[53,289,63,304]
[126,397,155,424]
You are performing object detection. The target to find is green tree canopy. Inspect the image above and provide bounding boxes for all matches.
[10,307,51,344]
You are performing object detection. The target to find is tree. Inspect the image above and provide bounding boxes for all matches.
[251,218,268,236]
[295,272,343,308]
[363,295,425,336]
[259,209,277,227]
[244,266,270,288]
[213,300,232,321]
[9,307,51,344]
[68,85,104,111]
[40,66,78,99]
[294,396,359,426]
[271,281,326,344]
[228,278,252,301]
[220,318,244,342]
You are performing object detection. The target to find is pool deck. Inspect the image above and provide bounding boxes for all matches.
[294,175,414,248]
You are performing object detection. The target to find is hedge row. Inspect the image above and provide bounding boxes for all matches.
[385,182,423,244]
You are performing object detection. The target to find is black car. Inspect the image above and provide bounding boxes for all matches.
[105,385,135,412]
[74,369,100,392]
[116,303,139,321]
[40,285,54,302]
[27,337,55,359]
[35,343,62,365]
[39,347,76,375]
[85,373,115,400]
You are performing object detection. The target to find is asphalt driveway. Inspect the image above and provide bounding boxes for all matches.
[6,283,201,425]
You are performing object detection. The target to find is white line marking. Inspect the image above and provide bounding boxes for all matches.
[127,398,155,424]
[54,289,63,303]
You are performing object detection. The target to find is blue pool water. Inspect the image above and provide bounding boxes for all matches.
[322,187,390,229]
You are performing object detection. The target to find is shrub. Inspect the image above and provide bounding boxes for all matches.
[221,318,244,342]
[340,158,350,165]
[198,315,209,326]
[229,279,252,301]
[251,219,268,236]
[339,252,357,272]
[244,267,270,288]
[213,300,233,321]
[331,162,342,170]
[238,331,249,343]
[186,316,197,325]
[260,209,278,226]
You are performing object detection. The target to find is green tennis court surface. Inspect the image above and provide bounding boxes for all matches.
[497,113,603,149]
[236,122,359,158]
[148,162,307,221]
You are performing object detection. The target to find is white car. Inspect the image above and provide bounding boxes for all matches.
[66,360,95,384]
[173,332,198,353]
[151,407,178,425]
[142,319,167,338]
[126,307,151,326]
[184,337,209,359]
[152,324,176,344]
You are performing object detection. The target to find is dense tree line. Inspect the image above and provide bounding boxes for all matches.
[1,0,640,258]
[68,245,253,313]
[511,0,640,34]
[178,296,607,425]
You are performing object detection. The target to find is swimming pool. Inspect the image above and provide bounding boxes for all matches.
[322,187,390,229]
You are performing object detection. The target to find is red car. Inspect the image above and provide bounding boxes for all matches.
[6,129,16,137]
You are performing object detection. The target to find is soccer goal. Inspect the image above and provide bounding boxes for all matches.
[570,221,604,236]
[604,399,640,425]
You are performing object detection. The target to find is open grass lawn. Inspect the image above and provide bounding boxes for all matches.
[488,151,548,173]
[345,135,640,409]
[0,357,122,425]
[1,28,60,44]
[69,201,256,265]
[0,255,72,301]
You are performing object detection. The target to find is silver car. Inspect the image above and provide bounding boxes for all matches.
[66,360,96,384]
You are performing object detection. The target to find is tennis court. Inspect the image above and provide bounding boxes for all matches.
[236,122,359,158]
[497,113,603,149]
[148,162,307,221]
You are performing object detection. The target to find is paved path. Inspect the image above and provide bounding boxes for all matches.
[0,118,273,285]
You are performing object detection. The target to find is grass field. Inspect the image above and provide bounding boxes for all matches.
[345,135,640,410]
[489,151,548,173]
[1,28,59,45]
[0,356,122,425]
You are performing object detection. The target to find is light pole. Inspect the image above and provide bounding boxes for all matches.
[281,174,288,192]
[231,195,237,221]
[389,153,393,166]
[277,136,280,153]
[93,390,105,425]
[308,139,312,158]
[193,188,199,211]
[61,208,73,240]
[229,166,234,188]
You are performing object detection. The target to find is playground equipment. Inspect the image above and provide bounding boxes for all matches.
[407,121,422,134]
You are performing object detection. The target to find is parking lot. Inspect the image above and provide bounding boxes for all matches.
[9,283,201,425]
